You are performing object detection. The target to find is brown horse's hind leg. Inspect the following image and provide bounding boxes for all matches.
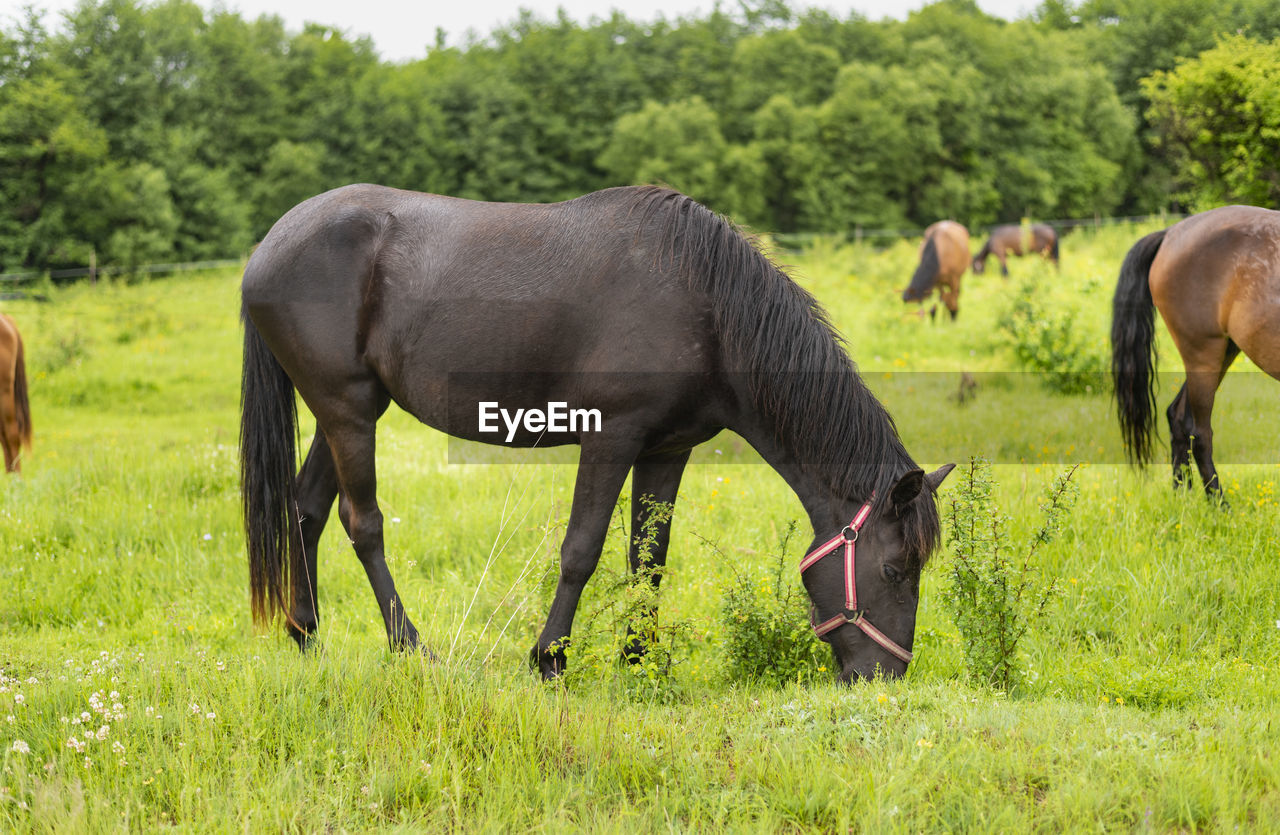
[534,433,644,679]
[288,429,343,651]
[315,385,420,651]
[621,449,692,663]
[0,364,18,473]
[1180,340,1240,498]
[940,279,959,321]
[1166,383,1193,488]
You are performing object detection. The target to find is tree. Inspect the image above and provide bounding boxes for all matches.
[1143,35,1280,208]
[598,96,765,224]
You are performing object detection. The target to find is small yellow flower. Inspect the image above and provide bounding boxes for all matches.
[1115,696,1124,706]
[876,692,888,704]
[916,738,933,749]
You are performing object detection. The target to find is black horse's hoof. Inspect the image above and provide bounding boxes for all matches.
[621,628,648,665]
[530,644,567,680]
[288,625,319,654]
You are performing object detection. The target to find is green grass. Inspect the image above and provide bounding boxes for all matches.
[1,226,1278,831]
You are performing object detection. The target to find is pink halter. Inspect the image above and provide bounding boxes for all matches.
[798,502,913,665]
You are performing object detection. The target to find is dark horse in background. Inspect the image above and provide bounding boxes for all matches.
[0,314,32,473]
[903,220,970,320]
[972,223,1059,276]
[1112,205,1280,497]
[240,184,953,683]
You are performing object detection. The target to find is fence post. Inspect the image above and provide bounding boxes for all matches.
[90,248,97,285]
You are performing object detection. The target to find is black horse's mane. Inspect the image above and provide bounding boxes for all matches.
[623,186,941,564]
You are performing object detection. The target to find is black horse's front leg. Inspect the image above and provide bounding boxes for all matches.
[533,437,642,679]
[621,450,691,664]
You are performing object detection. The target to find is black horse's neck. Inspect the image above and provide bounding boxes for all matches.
[628,186,929,537]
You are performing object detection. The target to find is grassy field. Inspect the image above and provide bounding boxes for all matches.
[1,222,1278,831]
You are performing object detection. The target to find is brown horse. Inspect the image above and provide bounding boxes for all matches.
[0,314,32,473]
[902,221,970,320]
[972,223,1059,276]
[1112,205,1280,496]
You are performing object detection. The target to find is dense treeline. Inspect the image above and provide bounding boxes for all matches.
[1,0,1277,271]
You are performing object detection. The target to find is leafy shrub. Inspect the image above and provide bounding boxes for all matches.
[942,457,1079,690]
[564,498,690,704]
[718,521,830,686]
[998,277,1106,395]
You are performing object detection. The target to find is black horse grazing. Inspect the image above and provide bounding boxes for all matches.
[240,184,953,682]
[1111,206,1280,497]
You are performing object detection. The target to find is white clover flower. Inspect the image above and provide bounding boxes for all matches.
[112,741,125,755]
[12,694,23,706]
[205,712,216,720]
[9,740,29,754]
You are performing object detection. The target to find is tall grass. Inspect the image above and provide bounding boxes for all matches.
[1,228,1278,830]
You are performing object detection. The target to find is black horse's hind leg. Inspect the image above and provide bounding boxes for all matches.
[287,429,342,651]
[317,386,421,651]
[533,435,643,679]
[1166,383,1193,489]
[622,450,692,664]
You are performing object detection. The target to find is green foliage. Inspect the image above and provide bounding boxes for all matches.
[1143,34,1280,209]
[943,457,1078,690]
[563,498,690,704]
[7,0,1264,271]
[717,521,830,685]
[998,273,1107,395]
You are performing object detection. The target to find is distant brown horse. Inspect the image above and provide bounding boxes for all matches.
[902,221,970,320]
[972,223,1059,275]
[1112,206,1280,497]
[0,314,32,473]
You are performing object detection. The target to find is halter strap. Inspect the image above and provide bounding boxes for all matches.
[799,502,913,665]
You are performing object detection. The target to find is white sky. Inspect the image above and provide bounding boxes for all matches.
[5,0,1037,63]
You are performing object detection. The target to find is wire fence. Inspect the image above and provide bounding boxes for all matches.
[771,210,1184,249]
[0,257,245,285]
[0,210,1185,288]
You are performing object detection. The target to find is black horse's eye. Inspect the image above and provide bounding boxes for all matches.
[882,564,904,584]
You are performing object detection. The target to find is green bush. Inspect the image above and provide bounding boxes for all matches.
[942,457,1078,690]
[718,521,830,685]
[998,277,1106,395]
[564,498,690,704]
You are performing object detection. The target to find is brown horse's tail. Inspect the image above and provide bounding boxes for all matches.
[1048,232,1060,266]
[13,331,31,449]
[1111,229,1166,466]
[240,312,300,627]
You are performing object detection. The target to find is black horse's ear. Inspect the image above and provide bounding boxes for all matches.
[890,468,925,513]
[925,463,956,492]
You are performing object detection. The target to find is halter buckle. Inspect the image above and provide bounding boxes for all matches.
[841,525,858,542]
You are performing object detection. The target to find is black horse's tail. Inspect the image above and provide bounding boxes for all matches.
[1111,229,1167,466]
[1048,231,1060,266]
[904,237,939,301]
[240,313,299,626]
[12,331,31,448]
